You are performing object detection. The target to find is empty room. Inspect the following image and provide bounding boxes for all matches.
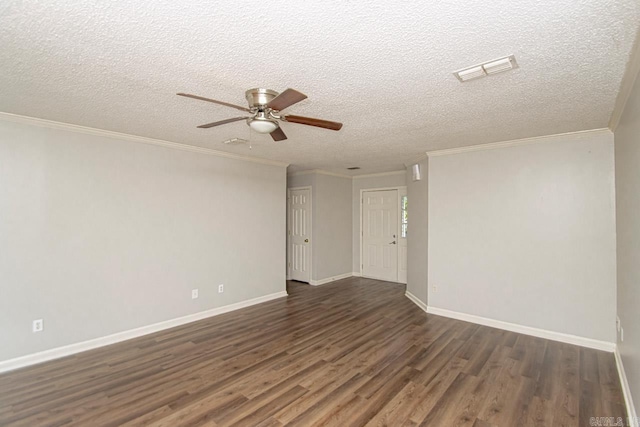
[1,1,639,426]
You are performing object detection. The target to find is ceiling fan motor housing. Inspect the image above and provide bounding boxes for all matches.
[245,88,279,109]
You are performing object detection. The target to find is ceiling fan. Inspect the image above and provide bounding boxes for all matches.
[177,88,343,141]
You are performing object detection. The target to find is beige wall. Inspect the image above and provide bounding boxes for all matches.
[428,131,617,342]
[0,119,286,362]
[314,174,352,280]
[287,173,314,189]
[614,63,640,415]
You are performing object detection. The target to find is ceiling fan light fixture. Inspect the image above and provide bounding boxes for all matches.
[249,113,279,134]
[249,119,278,133]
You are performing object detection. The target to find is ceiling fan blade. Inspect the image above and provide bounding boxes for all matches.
[267,88,307,111]
[284,114,343,131]
[197,116,249,128]
[177,93,251,112]
[270,127,287,141]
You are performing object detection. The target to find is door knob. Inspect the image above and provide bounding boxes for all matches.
[390,241,396,245]
[304,239,309,243]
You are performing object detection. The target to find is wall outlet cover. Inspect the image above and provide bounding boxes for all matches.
[192,289,199,299]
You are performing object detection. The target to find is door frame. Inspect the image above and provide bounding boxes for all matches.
[287,186,312,282]
[359,186,407,283]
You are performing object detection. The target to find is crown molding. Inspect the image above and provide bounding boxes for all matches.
[425,128,611,157]
[609,28,640,131]
[287,169,351,179]
[288,169,407,180]
[0,112,289,168]
[352,170,406,179]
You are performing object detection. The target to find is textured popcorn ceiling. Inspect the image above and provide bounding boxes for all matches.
[1,1,639,174]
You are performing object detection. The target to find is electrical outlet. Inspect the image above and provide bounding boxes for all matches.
[432,285,438,293]
[32,319,43,333]
[192,289,199,299]
[218,284,224,293]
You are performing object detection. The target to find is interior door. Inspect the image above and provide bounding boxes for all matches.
[362,189,398,281]
[289,188,311,282]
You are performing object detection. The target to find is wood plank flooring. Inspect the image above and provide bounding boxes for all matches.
[0,277,627,426]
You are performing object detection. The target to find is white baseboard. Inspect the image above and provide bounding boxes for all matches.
[615,347,639,426]
[404,303,615,352]
[0,291,288,373]
[358,273,403,284]
[405,291,428,312]
[310,272,352,286]
[352,271,362,277]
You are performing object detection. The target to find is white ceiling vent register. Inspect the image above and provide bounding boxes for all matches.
[453,55,518,82]
[223,138,248,145]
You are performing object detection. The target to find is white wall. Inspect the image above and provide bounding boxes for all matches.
[287,172,352,282]
[0,119,286,362]
[428,131,617,342]
[351,173,407,273]
[406,160,428,304]
[614,62,640,415]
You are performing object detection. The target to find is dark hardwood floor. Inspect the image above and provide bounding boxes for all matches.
[0,277,627,426]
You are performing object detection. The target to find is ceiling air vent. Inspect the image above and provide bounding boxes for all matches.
[483,57,516,75]
[453,55,518,82]
[347,167,361,170]
[457,66,485,82]
[222,138,248,145]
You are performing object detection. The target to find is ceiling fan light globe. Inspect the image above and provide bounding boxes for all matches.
[249,119,278,134]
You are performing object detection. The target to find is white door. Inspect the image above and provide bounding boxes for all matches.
[362,189,398,281]
[288,188,311,282]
